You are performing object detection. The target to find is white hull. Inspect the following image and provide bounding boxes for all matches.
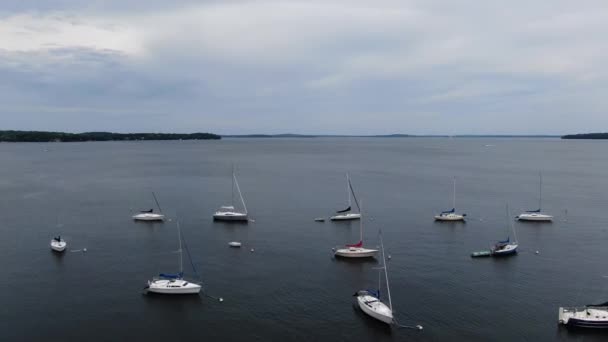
[434,213,465,221]
[50,240,66,252]
[133,213,165,221]
[213,211,248,221]
[330,213,361,221]
[335,247,377,258]
[228,241,242,247]
[492,243,518,255]
[559,306,608,328]
[146,279,201,294]
[517,213,553,222]
[357,294,393,324]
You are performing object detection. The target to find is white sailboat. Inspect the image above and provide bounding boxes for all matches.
[214,168,248,222]
[434,176,466,221]
[50,236,66,252]
[330,173,361,221]
[145,222,202,295]
[133,192,165,221]
[491,205,519,256]
[355,232,393,324]
[517,173,553,222]
[334,201,377,258]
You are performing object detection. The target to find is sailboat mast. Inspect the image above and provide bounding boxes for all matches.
[359,200,364,242]
[177,222,183,275]
[152,191,163,213]
[346,173,351,208]
[234,173,248,214]
[231,165,235,208]
[380,232,393,310]
[452,176,456,209]
[539,172,542,211]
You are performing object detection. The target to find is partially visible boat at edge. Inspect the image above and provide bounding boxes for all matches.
[559,302,608,328]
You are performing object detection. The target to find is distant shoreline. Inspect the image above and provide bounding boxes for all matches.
[223,134,560,138]
[0,130,221,142]
[561,133,608,139]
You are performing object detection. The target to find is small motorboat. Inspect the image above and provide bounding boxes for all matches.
[228,241,242,248]
[314,217,325,222]
[50,236,67,252]
[559,304,608,328]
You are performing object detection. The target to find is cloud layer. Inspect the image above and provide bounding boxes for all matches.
[1,0,607,134]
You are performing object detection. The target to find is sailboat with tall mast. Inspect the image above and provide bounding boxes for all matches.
[213,167,248,222]
[145,222,202,294]
[354,231,395,324]
[133,192,165,221]
[330,173,361,221]
[517,172,553,222]
[491,205,519,256]
[434,176,466,221]
[334,201,377,258]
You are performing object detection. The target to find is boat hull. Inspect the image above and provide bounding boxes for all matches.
[434,213,465,221]
[517,213,553,222]
[357,294,393,324]
[335,247,377,258]
[146,279,201,295]
[213,212,248,221]
[50,241,66,252]
[559,307,608,328]
[133,213,165,221]
[330,213,361,221]
[492,244,518,256]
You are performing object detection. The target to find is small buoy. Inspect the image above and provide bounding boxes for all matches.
[535,250,539,255]
[416,325,423,330]
[388,255,392,260]
[219,297,224,302]
[83,248,87,253]
[331,247,336,252]
[250,248,254,252]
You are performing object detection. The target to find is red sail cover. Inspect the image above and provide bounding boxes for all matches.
[346,241,363,248]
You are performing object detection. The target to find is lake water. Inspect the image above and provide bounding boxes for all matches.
[1,138,607,341]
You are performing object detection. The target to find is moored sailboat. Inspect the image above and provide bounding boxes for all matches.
[330,173,361,221]
[145,222,202,295]
[334,201,377,258]
[434,177,466,221]
[517,173,552,222]
[133,192,165,221]
[214,167,248,222]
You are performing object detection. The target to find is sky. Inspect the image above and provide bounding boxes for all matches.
[1,0,607,135]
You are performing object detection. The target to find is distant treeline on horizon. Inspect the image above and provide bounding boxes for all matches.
[0,130,221,142]
[561,133,608,139]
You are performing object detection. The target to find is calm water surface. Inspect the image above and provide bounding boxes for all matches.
[1,138,607,341]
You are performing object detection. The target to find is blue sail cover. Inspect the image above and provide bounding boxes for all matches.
[159,272,183,279]
[496,237,509,244]
[441,208,455,214]
[525,209,541,213]
[366,289,380,299]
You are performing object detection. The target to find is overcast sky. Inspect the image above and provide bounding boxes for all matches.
[1,0,607,135]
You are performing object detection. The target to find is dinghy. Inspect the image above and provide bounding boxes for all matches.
[434,177,466,221]
[334,201,377,258]
[50,236,66,252]
[145,222,201,295]
[214,167,248,222]
[517,173,553,222]
[228,241,242,248]
[330,173,361,221]
[133,192,165,221]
